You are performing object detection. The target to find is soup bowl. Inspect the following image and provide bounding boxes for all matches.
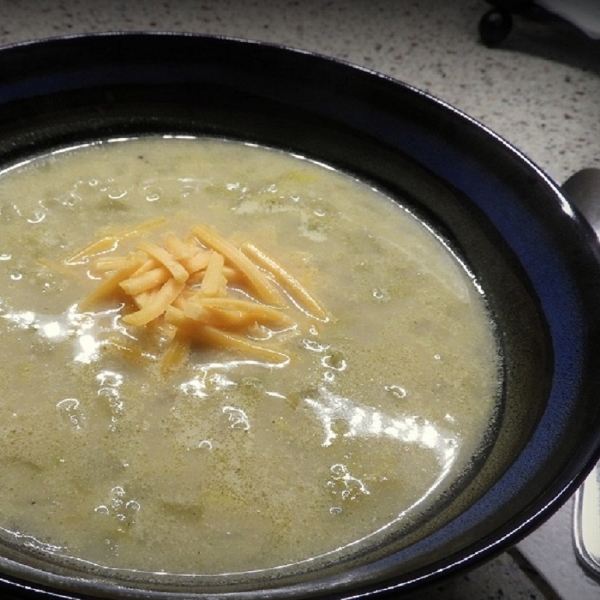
[0,32,599,599]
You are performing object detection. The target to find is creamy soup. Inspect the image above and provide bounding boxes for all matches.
[0,137,499,578]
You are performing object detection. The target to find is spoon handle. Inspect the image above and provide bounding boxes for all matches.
[562,167,600,580]
[573,465,600,578]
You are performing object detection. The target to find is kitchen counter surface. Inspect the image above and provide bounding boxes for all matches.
[1,1,599,598]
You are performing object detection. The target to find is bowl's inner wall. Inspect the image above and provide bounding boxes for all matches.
[0,34,597,598]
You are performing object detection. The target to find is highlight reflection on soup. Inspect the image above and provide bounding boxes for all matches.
[0,137,499,576]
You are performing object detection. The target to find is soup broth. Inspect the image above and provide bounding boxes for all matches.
[0,137,499,576]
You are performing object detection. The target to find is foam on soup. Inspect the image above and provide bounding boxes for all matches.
[0,136,500,577]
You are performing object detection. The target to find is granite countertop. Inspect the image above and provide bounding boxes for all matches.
[0,1,599,599]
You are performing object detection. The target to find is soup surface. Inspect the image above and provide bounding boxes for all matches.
[0,137,499,577]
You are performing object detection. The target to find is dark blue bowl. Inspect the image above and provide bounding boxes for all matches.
[0,33,599,599]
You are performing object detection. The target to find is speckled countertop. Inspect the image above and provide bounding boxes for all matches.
[1,1,599,599]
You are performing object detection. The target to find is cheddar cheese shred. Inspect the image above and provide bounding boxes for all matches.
[64,217,168,265]
[73,221,328,371]
[241,242,329,321]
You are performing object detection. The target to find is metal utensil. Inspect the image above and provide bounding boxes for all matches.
[563,167,600,580]
[573,465,600,577]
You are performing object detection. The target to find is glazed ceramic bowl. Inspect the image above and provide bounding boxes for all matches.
[0,33,599,599]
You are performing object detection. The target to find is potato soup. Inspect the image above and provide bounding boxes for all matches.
[0,137,500,577]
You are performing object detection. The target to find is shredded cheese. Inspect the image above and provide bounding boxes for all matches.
[137,241,190,284]
[192,224,286,308]
[241,242,329,321]
[64,217,167,265]
[74,221,328,371]
[200,251,226,297]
